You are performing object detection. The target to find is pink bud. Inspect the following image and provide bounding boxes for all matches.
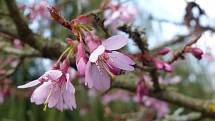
[154,59,164,70]
[157,48,171,56]
[163,63,173,73]
[136,78,148,103]
[76,43,87,76]
[191,48,203,60]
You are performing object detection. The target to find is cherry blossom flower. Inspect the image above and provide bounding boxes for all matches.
[143,96,169,118]
[104,3,137,31]
[18,59,77,111]
[102,90,130,104]
[29,1,49,20]
[85,35,135,91]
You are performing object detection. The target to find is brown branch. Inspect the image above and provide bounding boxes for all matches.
[0,25,18,38]
[168,33,202,64]
[5,0,66,59]
[112,74,215,119]
[151,35,189,52]
[118,25,148,52]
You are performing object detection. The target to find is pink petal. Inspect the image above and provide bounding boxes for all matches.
[110,51,135,65]
[66,73,75,94]
[108,51,135,71]
[76,57,87,76]
[48,86,60,108]
[55,94,64,112]
[84,62,94,88]
[30,81,52,105]
[44,70,62,80]
[18,80,40,88]
[89,45,105,62]
[89,62,111,91]
[63,83,77,110]
[102,35,128,50]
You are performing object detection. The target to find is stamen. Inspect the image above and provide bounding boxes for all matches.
[43,87,53,111]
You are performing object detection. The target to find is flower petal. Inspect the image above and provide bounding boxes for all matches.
[44,70,63,80]
[84,62,94,88]
[30,81,52,105]
[18,80,40,88]
[110,51,135,65]
[89,45,105,62]
[66,73,75,94]
[90,62,111,91]
[76,57,86,76]
[102,35,128,50]
[63,83,77,110]
[108,51,135,71]
[48,86,60,108]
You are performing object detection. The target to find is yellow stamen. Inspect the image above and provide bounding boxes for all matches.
[43,87,53,111]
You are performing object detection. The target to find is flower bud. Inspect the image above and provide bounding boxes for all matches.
[157,48,171,56]
[191,47,203,60]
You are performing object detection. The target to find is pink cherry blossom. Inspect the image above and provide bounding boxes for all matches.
[31,1,49,20]
[85,35,135,91]
[143,96,169,118]
[104,3,137,31]
[102,90,130,104]
[18,59,77,111]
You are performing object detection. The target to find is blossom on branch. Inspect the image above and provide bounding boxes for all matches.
[18,59,77,111]
[85,35,135,91]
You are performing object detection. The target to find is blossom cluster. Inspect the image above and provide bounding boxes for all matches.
[18,11,135,111]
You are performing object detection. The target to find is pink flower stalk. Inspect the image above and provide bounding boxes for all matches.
[143,96,169,118]
[85,35,135,91]
[18,59,77,111]
[136,78,148,103]
[153,59,173,72]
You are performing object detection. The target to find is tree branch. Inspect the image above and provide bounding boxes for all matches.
[112,74,215,119]
[5,0,66,59]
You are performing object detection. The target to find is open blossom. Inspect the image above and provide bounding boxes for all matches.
[18,59,77,111]
[29,1,49,20]
[85,35,135,91]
